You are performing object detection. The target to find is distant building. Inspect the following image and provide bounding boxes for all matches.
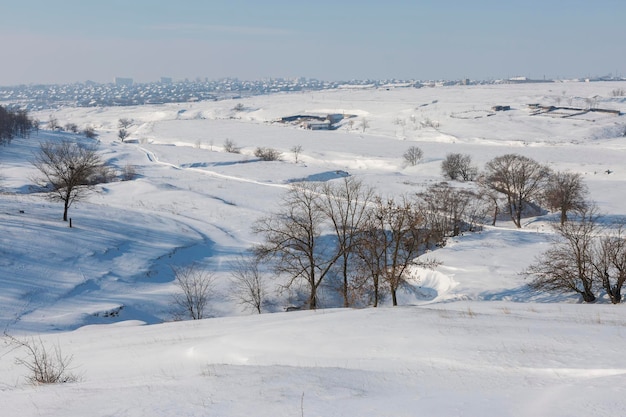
[114,77,133,86]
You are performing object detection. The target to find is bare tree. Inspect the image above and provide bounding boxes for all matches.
[359,196,437,306]
[319,177,374,307]
[441,153,478,181]
[118,128,130,142]
[417,182,480,240]
[354,215,386,307]
[543,171,588,225]
[229,255,266,314]
[171,264,216,320]
[592,226,626,304]
[477,176,504,226]
[484,154,550,228]
[525,208,599,302]
[254,183,341,309]
[359,118,369,133]
[403,146,424,167]
[118,118,133,129]
[31,140,103,222]
[291,144,303,163]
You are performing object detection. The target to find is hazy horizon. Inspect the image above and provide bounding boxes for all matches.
[1,0,625,86]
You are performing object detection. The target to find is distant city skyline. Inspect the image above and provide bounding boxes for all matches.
[1,0,625,86]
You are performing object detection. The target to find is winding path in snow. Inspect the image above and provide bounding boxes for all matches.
[138,145,291,189]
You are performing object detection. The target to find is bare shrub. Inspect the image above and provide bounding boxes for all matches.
[229,255,266,314]
[4,334,80,384]
[121,164,138,181]
[64,123,78,133]
[47,115,59,130]
[171,264,216,320]
[611,88,625,97]
[254,147,282,161]
[359,118,369,132]
[420,118,439,128]
[223,138,241,153]
[83,125,98,139]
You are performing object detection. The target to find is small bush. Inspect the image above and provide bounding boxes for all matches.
[5,334,80,384]
[83,125,98,139]
[121,164,138,181]
[64,123,78,133]
[89,164,117,184]
[223,138,241,153]
[254,147,282,161]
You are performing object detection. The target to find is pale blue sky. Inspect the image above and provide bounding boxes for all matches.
[1,0,625,85]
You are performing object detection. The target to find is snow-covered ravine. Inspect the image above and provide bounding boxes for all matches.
[1,82,626,416]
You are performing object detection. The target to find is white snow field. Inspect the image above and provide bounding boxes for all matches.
[1,81,626,416]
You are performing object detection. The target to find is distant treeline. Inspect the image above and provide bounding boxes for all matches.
[0,105,34,144]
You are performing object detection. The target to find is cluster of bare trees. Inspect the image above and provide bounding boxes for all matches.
[174,178,489,315]
[251,178,483,309]
[442,152,589,229]
[0,105,34,144]
[526,207,626,303]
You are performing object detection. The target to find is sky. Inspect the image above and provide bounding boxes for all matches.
[1,0,625,85]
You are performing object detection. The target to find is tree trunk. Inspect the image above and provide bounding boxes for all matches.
[373,275,379,308]
[63,199,69,222]
[342,256,349,308]
[607,286,622,304]
[581,290,596,303]
[515,195,523,228]
[391,286,398,306]
[309,281,317,310]
[560,208,567,226]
